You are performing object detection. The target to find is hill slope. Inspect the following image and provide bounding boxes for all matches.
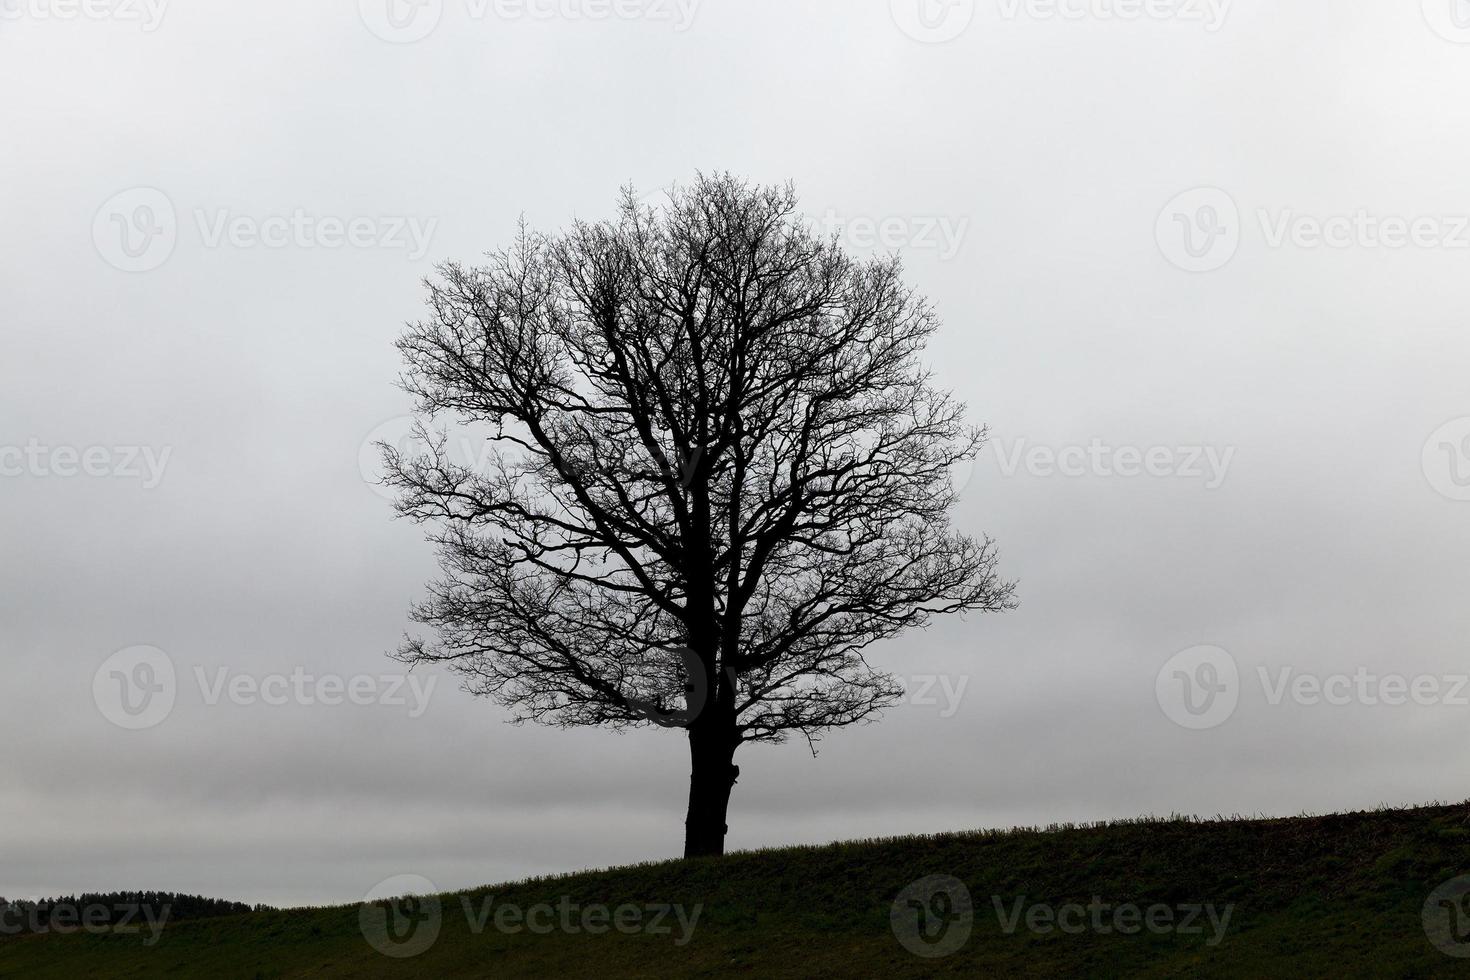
[6,801,1470,977]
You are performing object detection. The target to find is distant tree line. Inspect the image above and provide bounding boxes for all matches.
[0,892,272,935]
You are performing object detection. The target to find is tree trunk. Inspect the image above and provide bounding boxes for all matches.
[683,723,740,858]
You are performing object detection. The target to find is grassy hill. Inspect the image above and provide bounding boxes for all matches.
[6,800,1470,978]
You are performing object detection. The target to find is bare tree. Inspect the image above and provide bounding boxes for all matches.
[384,174,1015,858]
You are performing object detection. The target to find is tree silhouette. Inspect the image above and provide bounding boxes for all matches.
[384,174,1015,858]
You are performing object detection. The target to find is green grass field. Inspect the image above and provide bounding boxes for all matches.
[7,800,1470,978]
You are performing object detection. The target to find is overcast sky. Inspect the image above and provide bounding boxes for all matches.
[6,0,1470,908]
